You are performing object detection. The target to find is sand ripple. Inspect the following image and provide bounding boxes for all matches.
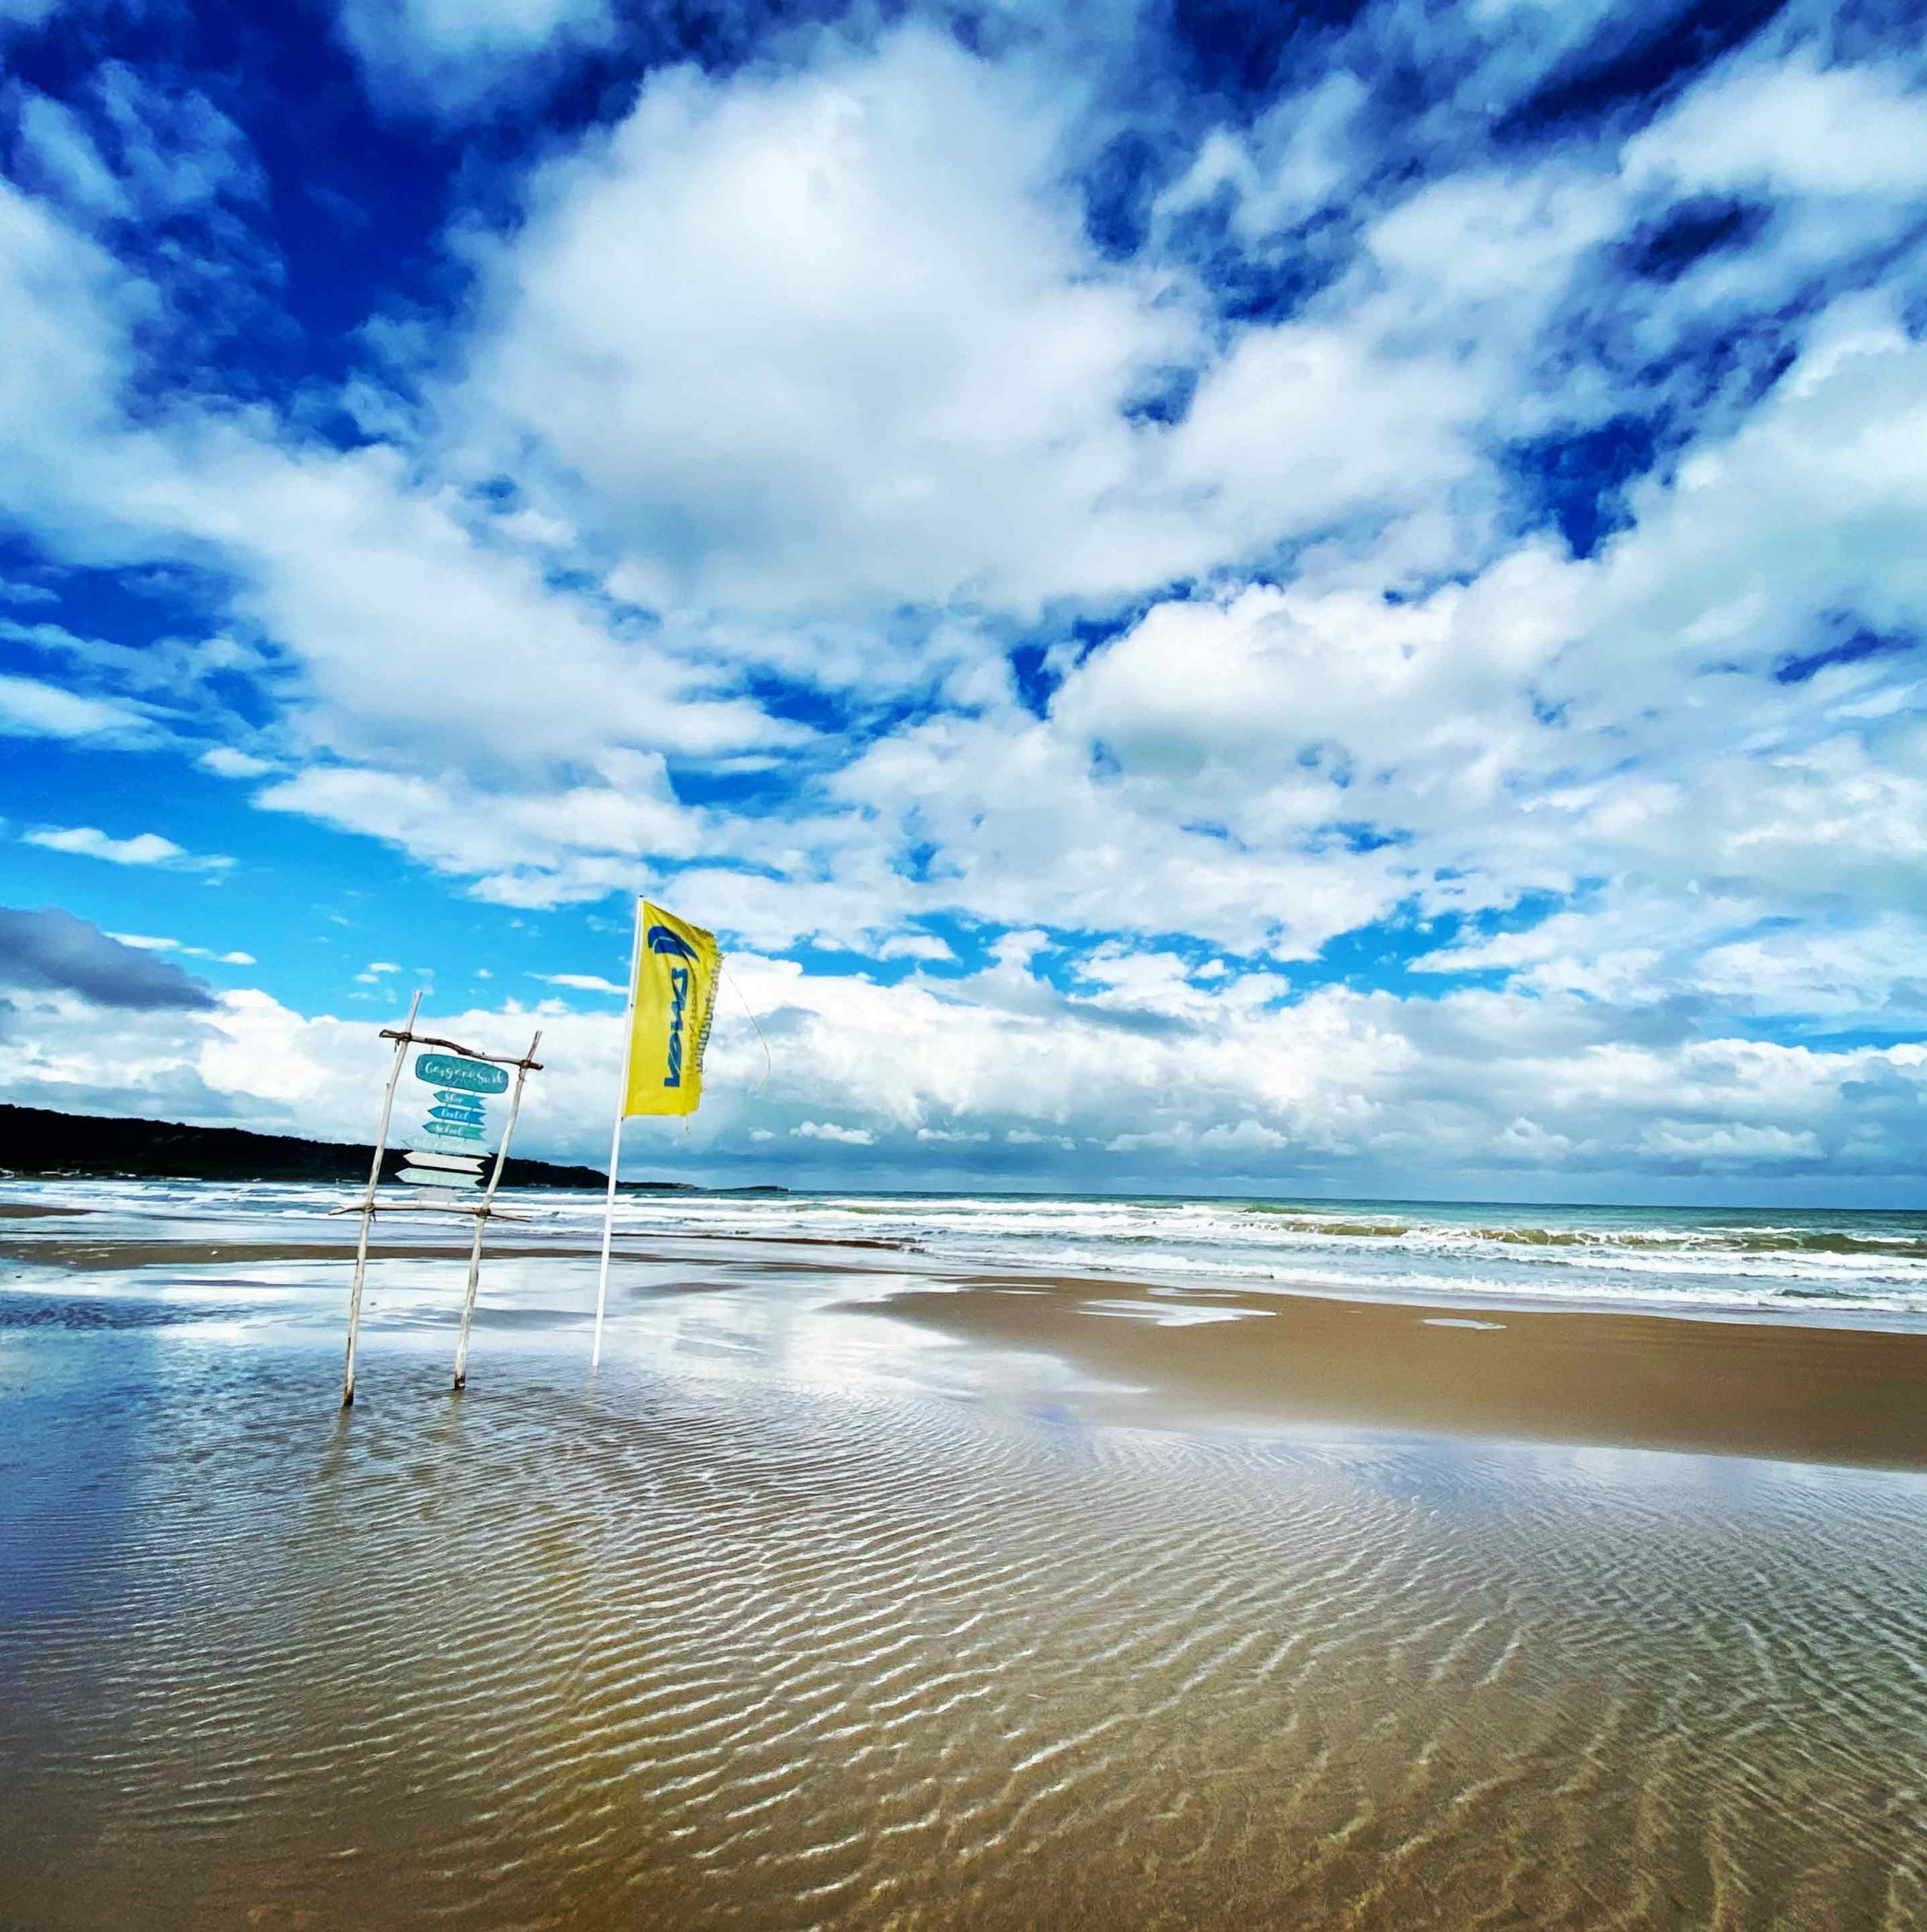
[3,1338,1925,1930]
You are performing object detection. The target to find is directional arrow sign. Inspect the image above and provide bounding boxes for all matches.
[401,1150,488,1175]
[398,1166,480,1189]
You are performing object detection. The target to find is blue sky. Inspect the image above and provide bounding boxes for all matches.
[1,0,1923,1202]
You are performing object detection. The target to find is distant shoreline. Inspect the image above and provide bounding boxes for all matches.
[0,1102,783,1195]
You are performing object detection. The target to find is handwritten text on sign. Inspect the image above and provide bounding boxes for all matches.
[396,1051,511,1192]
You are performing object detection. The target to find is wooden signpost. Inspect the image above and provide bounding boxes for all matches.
[340,992,543,1406]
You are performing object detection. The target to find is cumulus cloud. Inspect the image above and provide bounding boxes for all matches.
[0,176,802,786]
[876,933,956,963]
[827,291,1927,974]
[451,29,1201,613]
[1626,45,1927,201]
[2,951,1917,1198]
[2,5,1925,1196]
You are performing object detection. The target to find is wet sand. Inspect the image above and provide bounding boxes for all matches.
[11,1217,1927,1467]
[862,1272,1927,1469]
[0,1228,914,1272]
[4,1218,1927,1927]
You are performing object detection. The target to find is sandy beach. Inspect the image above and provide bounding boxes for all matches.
[8,1202,1926,1468]
[862,1272,1927,1469]
[4,1192,1926,1927]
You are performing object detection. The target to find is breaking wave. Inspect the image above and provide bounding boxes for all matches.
[8,1178,1926,1325]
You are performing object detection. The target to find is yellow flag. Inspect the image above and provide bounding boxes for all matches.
[623,900,721,1117]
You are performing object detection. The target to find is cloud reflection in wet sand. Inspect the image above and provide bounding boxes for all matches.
[2,1272,1925,1930]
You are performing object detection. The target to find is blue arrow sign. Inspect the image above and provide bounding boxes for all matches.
[414,1052,509,1094]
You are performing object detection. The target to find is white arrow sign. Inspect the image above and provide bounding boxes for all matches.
[402,1149,488,1174]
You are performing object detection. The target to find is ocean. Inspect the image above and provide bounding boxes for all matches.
[8,1177,1926,1325]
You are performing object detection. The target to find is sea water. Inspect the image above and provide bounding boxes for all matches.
[5,1178,1927,1324]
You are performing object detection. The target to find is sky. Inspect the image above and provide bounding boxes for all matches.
[0,0,1923,1204]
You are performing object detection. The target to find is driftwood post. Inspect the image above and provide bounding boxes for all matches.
[593,904,646,1371]
[451,1028,542,1392]
[343,988,423,1409]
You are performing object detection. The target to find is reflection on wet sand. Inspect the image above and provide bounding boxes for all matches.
[2,1222,1925,1927]
[858,1271,1927,1468]
[12,1217,1925,1467]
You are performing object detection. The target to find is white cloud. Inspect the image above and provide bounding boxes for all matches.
[251,758,724,894]
[14,88,130,218]
[88,63,265,213]
[829,289,1927,973]
[1697,918,1927,1022]
[2,20,1925,1201]
[0,174,804,789]
[11,62,265,235]
[443,27,1588,617]
[105,933,258,967]
[1,959,1919,1195]
[0,670,152,743]
[4,31,1913,970]
[199,746,272,779]
[1639,1121,1824,1164]
[23,825,232,871]
[1156,72,1365,243]
[451,29,1214,613]
[146,435,793,771]
[538,972,625,994]
[337,0,616,116]
[876,933,955,963]
[1627,48,1927,201]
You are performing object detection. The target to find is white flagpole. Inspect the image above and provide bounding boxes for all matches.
[592,897,645,1370]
